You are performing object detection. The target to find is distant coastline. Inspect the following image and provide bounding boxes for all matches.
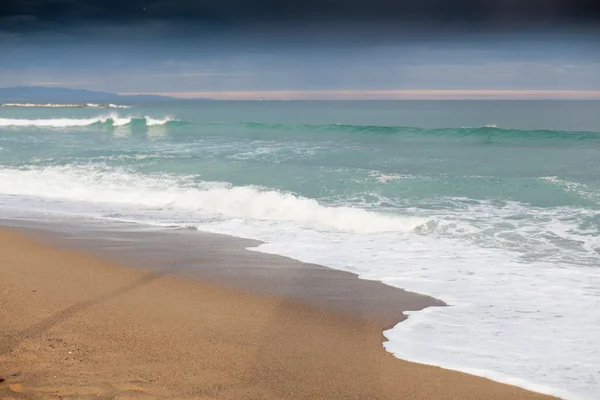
[1,103,131,109]
[0,86,203,104]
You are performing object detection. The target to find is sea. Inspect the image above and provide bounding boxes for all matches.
[0,100,599,399]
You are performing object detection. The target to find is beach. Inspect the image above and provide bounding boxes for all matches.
[0,227,554,399]
[2,99,598,398]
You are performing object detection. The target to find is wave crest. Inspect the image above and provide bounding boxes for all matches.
[0,114,177,128]
[1,103,131,109]
[144,116,173,126]
[234,122,600,141]
[0,165,428,233]
[2,116,598,142]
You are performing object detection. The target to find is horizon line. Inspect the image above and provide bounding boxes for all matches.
[117,89,600,100]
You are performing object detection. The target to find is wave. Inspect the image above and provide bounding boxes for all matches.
[228,122,600,142]
[540,176,600,206]
[87,103,131,109]
[0,165,428,234]
[1,103,130,109]
[382,311,579,400]
[2,115,598,142]
[154,120,598,142]
[0,114,176,128]
[0,116,111,127]
[144,116,173,126]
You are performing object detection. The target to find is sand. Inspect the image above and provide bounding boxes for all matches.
[0,228,555,400]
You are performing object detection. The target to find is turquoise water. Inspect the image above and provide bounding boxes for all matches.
[1,101,599,399]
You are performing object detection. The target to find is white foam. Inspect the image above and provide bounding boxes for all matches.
[111,115,132,127]
[234,213,599,400]
[0,116,112,127]
[0,114,172,128]
[383,310,579,398]
[0,165,427,234]
[1,103,131,109]
[541,176,600,205]
[145,116,173,126]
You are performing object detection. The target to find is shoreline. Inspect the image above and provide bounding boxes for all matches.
[0,225,556,399]
[3,218,445,330]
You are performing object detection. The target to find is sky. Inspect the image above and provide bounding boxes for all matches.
[1,0,599,99]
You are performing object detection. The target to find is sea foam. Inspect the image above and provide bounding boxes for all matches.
[145,116,174,126]
[1,103,131,109]
[0,165,427,233]
[0,114,174,128]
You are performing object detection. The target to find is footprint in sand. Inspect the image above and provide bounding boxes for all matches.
[0,378,23,399]
[8,384,23,393]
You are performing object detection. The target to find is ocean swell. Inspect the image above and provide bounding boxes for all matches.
[2,116,599,143]
[228,122,600,142]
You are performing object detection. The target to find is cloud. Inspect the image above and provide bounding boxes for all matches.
[1,12,597,95]
[1,0,599,38]
[2,50,598,93]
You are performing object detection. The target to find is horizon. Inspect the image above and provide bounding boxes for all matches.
[3,86,600,101]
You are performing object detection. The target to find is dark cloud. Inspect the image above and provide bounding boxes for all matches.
[1,0,598,97]
[1,0,599,37]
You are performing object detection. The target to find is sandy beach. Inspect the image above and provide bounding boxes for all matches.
[0,227,555,400]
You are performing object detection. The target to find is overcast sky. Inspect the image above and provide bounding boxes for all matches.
[1,0,599,99]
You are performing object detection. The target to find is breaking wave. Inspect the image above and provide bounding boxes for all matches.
[0,165,428,234]
[144,116,174,126]
[2,116,598,143]
[0,114,176,128]
[1,103,131,109]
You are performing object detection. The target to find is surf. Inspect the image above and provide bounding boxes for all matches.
[2,115,599,144]
[0,103,131,109]
[0,165,428,234]
[0,114,176,128]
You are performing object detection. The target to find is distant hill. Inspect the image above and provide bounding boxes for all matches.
[0,86,212,103]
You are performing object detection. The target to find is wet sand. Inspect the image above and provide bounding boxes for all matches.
[18,221,444,327]
[0,227,554,399]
